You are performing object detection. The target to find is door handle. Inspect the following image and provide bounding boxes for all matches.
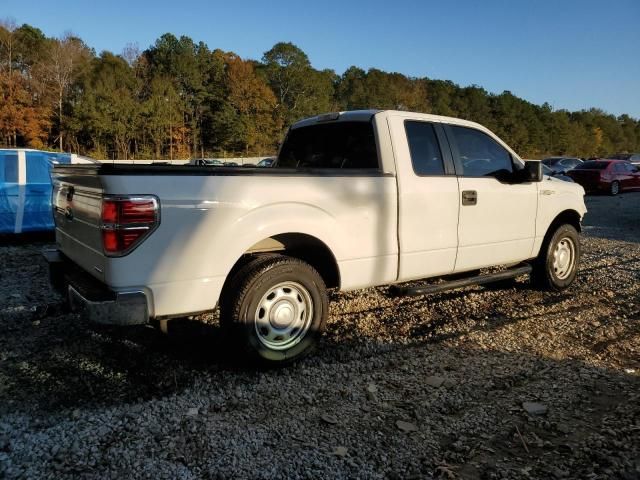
[462,190,477,206]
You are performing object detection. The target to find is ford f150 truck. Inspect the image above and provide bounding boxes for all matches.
[46,110,587,365]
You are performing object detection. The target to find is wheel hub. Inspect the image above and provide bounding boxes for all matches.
[552,237,575,280]
[271,300,296,329]
[254,282,314,350]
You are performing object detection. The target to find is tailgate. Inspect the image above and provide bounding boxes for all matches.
[52,165,107,281]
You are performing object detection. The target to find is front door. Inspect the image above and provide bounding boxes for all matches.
[444,124,537,272]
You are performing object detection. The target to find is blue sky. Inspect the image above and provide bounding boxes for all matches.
[4,0,640,118]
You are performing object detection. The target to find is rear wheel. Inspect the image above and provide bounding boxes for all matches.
[531,224,580,290]
[220,255,328,366]
[610,180,620,196]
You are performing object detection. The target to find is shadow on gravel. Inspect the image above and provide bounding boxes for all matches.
[2,273,637,418]
[1,302,638,480]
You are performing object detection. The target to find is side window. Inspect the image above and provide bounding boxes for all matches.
[404,121,445,176]
[0,153,19,183]
[449,125,513,177]
[614,163,626,173]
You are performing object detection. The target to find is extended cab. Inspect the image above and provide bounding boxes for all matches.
[47,110,587,364]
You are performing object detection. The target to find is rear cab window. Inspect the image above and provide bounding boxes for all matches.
[277,121,379,169]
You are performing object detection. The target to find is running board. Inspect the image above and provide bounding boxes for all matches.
[388,264,532,298]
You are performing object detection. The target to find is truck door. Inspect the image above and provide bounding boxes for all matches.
[444,124,537,272]
[388,116,460,281]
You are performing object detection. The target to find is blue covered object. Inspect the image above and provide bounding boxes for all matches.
[0,149,72,233]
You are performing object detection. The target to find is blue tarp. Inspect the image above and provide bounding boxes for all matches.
[0,150,72,233]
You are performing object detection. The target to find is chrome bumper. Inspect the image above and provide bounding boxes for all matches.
[45,249,149,326]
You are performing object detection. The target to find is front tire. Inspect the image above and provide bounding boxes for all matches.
[531,224,580,290]
[220,255,328,366]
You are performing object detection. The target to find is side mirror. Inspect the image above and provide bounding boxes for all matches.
[522,161,543,182]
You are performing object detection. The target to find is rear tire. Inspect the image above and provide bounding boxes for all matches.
[220,255,328,366]
[610,181,620,196]
[531,224,580,290]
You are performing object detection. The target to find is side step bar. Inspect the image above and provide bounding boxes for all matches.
[388,263,532,298]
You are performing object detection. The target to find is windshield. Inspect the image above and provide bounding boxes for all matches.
[278,121,379,169]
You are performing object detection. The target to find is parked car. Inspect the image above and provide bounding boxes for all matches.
[566,159,640,195]
[223,161,239,167]
[541,156,583,174]
[191,158,223,166]
[257,158,275,167]
[46,110,586,365]
[542,164,574,182]
[609,153,640,166]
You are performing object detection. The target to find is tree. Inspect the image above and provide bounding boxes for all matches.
[221,54,281,154]
[0,70,50,147]
[74,52,139,159]
[0,18,17,74]
[44,33,91,151]
[262,42,335,126]
[1,20,639,159]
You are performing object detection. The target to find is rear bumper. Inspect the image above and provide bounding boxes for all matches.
[44,249,149,325]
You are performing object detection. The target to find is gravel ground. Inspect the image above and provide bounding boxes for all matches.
[0,193,639,480]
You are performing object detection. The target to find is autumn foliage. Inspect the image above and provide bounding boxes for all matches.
[1,20,639,159]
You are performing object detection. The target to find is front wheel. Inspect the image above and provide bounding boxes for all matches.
[220,255,328,366]
[531,224,580,290]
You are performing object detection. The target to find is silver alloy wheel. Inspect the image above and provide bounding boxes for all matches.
[552,236,576,280]
[611,181,619,195]
[254,281,313,350]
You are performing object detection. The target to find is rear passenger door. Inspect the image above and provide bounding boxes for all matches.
[388,116,460,282]
[444,124,537,272]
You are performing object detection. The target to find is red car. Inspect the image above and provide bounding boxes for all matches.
[566,159,640,195]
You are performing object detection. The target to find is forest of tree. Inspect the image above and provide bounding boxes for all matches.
[1,19,639,160]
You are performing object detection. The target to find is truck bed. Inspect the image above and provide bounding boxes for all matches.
[53,163,388,177]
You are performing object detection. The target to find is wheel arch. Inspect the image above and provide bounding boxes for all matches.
[546,209,582,235]
[221,232,341,300]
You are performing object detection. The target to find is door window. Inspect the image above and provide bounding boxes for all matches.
[449,125,513,177]
[404,121,445,176]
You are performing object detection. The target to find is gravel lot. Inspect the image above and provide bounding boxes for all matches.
[1,192,639,479]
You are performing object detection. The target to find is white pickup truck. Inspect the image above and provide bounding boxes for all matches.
[47,110,586,364]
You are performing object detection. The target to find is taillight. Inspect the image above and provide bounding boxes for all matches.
[101,196,159,256]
